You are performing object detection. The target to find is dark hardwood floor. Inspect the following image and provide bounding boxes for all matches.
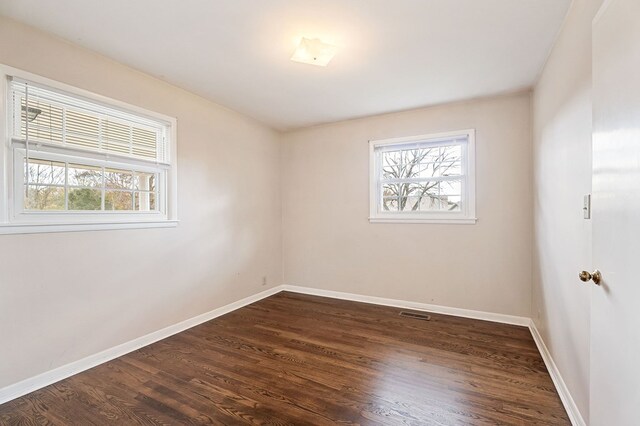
[0,292,569,425]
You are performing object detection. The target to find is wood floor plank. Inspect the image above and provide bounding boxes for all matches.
[0,292,570,425]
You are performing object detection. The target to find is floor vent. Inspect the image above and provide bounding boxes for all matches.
[399,311,431,321]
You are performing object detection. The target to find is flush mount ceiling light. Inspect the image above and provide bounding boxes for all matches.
[290,37,337,67]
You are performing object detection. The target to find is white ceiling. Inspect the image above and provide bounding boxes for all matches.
[0,0,571,131]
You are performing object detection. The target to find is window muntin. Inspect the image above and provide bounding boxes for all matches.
[23,157,157,212]
[1,67,177,233]
[370,130,476,223]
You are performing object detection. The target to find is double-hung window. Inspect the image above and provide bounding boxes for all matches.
[369,130,476,224]
[0,66,177,234]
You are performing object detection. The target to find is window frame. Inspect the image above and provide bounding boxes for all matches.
[0,64,178,234]
[369,129,476,224]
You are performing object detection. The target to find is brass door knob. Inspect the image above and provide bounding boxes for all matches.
[579,269,602,285]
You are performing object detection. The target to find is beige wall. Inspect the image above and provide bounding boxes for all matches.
[282,93,533,316]
[2,7,597,408]
[531,0,603,422]
[0,18,283,388]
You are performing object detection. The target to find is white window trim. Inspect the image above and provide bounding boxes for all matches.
[0,64,178,234]
[369,129,477,224]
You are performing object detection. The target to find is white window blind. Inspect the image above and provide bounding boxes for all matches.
[9,79,169,164]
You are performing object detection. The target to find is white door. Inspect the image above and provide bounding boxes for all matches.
[591,0,640,424]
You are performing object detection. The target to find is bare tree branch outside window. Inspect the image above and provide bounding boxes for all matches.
[381,145,462,212]
[25,159,65,210]
[24,159,156,211]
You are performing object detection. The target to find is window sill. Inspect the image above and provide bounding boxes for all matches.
[0,219,179,235]
[369,217,477,224]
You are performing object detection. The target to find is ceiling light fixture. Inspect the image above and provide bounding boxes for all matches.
[290,37,337,67]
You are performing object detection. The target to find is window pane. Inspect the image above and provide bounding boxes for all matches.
[68,188,102,210]
[441,180,461,196]
[25,159,65,185]
[400,196,423,212]
[382,149,435,179]
[417,195,443,211]
[440,180,462,211]
[105,190,133,211]
[436,161,462,177]
[381,179,463,213]
[382,183,399,197]
[383,150,401,162]
[387,181,445,212]
[382,197,398,212]
[401,182,425,196]
[382,182,425,198]
[446,196,462,212]
[401,149,422,169]
[382,144,463,181]
[418,149,462,178]
[394,160,462,179]
[25,185,65,210]
[412,185,441,211]
[404,156,423,177]
[382,152,400,178]
[105,168,133,189]
[416,163,435,178]
[133,172,155,191]
[418,147,444,164]
[68,164,102,187]
[442,144,462,159]
[410,181,462,212]
[135,192,156,211]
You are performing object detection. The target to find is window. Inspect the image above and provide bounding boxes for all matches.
[369,130,476,224]
[0,65,177,234]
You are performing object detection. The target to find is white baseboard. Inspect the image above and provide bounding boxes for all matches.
[0,283,584,426]
[528,320,585,426]
[0,285,283,405]
[281,285,531,326]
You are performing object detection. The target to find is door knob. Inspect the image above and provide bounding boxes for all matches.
[579,269,602,285]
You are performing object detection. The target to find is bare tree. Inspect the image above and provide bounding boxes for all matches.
[25,160,65,210]
[381,147,461,212]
